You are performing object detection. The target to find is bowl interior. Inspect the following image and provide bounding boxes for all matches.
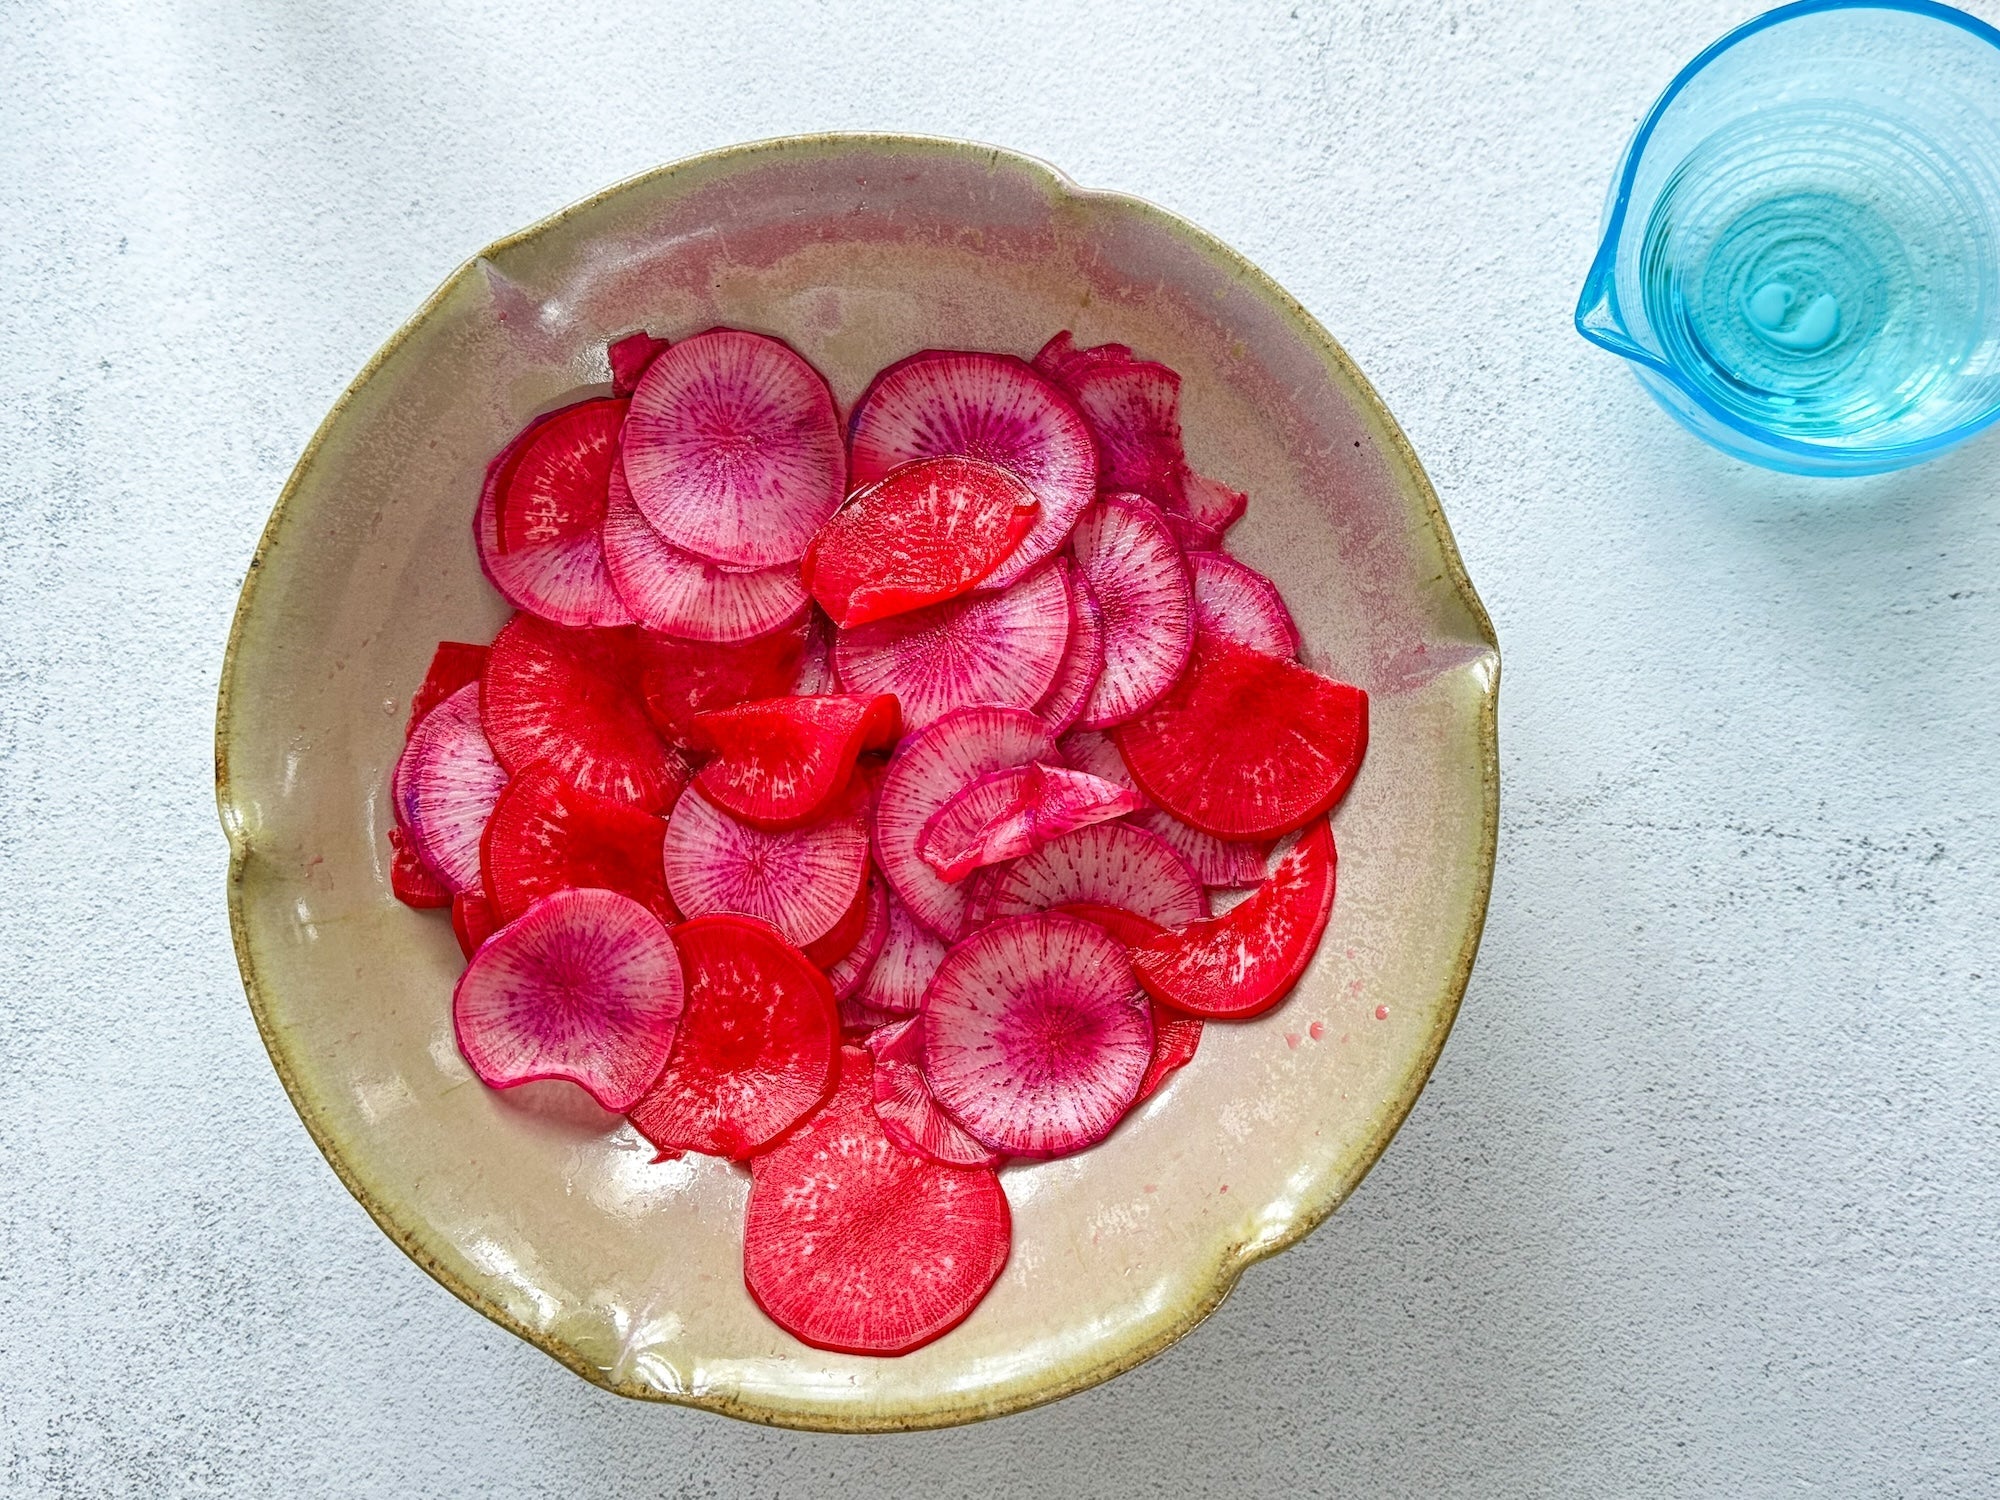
[218,135,1498,1431]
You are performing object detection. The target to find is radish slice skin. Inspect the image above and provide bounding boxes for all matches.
[1070,496,1192,730]
[849,888,949,1020]
[867,1016,1004,1168]
[452,887,684,1111]
[393,681,509,894]
[919,762,1143,883]
[1033,561,1104,735]
[967,820,1207,934]
[479,761,676,927]
[1059,728,1272,888]
[1053,902,1203,1103]
[824,875,891,1001]
[474,401,635,628]
[662,783,870,948]
[1187,551,1299,660]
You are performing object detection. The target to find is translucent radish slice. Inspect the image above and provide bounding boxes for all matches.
[1030,330,1135,387]
[1112,632,1369,839]
[621,328,845,568]
[1187,550,1299,660]
[921,912,1153,1157]
[1131,819,1336,1019]
[833,560,1069,735]
[850,887,949,1019]
[393,682,508,893]
[744,1045,1010,1356]
[452,887,684,1111]
[847,351,1096,589]
[1182,471,1247,543]
[920,762,1142,883]
[479,761,676,927]
[607,330,669,397]
[867,1016,1004,1168]
[824,875,891,1001]
[1063,355,1189,513]
[481,614,684,811]
[626,914,839,1159]
[1070,497,1192,729]
[408,641,490,735]
[967,821,1207,932]
[1053,903,1203,1103]
[388,825,451,909]
[451,890,497,959]
[634,620,810,751]
[873,706,1058,937]
[662,782,869,948]
[1033,561,1103,735]
[792,612,837,695]
[691,693,900,831]
[474,400,634,628]
[1058,728,1271,887]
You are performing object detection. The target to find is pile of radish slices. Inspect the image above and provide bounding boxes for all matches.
[387,326,1369,1357]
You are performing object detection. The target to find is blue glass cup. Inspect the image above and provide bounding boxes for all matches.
[1576,1,2000,475]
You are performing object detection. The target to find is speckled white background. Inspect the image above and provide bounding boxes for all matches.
[5,1,1998,1494]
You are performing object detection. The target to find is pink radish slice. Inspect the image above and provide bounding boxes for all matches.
[920,762,1143,883]
[847,351,1096,589]
[1033,560,1104,734]
[1069,496,1193,729]
[921,912,1153,1157]
[662,783,869,948]
[839,991,907,1033]
[967,820,1207,931]
[873,705,1059,938]
[825,874,891,1001]
[1188,550,1299,659]
[1031,331,1135,387]
[1064,356,1190,514]
[1060,728,1273,888]
[833,559,1070,735]
[392,681,508,893]
[868,1016,1004,1168]
[452,887,684,1111]
[621,328,845,568]
[792,612,837,695]
[850,888,949,1019]
[1181,471,1247,542]
[474,407,634,628]
[607,330,669,397]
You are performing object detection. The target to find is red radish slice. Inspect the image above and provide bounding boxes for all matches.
[802,869,875,969]
[804,456,1040,628]
[967,821,1206,932]
[662,783,869,948]
[1062,355,1189,513]
[919,761,1142,883]
[626,914,839,1159]
[1112,632,1369,839]
[1188,550,1299,659]
[621,328,845,568]
[388,825,451,908]
[792,614,837,695]
[690,693,900,831]
[867,1016,1003,1168]
[1053,903,1202,1103]
[607,330,669,397]
[480,761,676,927]
[1182,471,1247,542]
[873,706,1058,937]
[1131,819,1336,1018]
[496,397,623,554]
[1033,561,1104,734]
[482,614,684,812]
[452,887,684,1111]
[393,681,508,893]
[1070,497,1192,729]
[634,621,809,751]
[847,351,1096,589]
[833,560,1070,734]
[851,887,948,1018]
[452,890,497,959]
[1058,728,1271,887]
[1030,330,1135,387]
[824,875,891,1001]
[744,1045,1010,1356]
[921,913,1153,1156]
[408,641,490,735]
[474,401,634,628]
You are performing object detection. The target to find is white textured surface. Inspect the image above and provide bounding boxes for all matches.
[4,0,1998,1493]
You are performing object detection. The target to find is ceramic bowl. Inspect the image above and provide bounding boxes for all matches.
[217,134,1499,1432]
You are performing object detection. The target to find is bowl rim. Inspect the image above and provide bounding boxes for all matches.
[215,130,1501,1432]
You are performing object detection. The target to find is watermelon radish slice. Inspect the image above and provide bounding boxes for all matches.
[833,560,1070,734]
[392,681,508,893]
[1131,819,1336,1019]
[873,706,1058,937]
[1057,728,1271,888]
[921,912,1153,1156]
[967,820,1206,932]
[1069,496,1192,729]
[626,914,839,1159]
[803,456,1039,628]
[1054,903,1202,1103]
[847,351,1096,590]
[408,641,490,735]
[743,1045,1010,1356]
[690,693,900,831]
[451,889,497,958]
[474,400,634,628]
[1188,550,1299,660]
[662,782,869,948]
[452,887,684,1111]
[824,875,891,1001]
[1030,331,1135,387]
[481,614,685,812]
[850,888,948,1020]
[1179,471,1248,545]
[1033,561,1104,735]
[1112,632,1369,839]
[1055,351,1189,514]
[607,330,669,397]
[621,328,845,568]
[838,992,908,1035]
[919,762,1142,884]
[634,621,810,751]
[802,868,875,969]
[388,824,451,908]
[480,761,676,927]
[867,1016,1003,1168]
[791,613,837,695]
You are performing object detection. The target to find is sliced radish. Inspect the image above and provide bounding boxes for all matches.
[1112,632,1369,839]
[1180,471,1247,544]
[408,641,490,735]
[474,400,634,628]
[1030,330,1134,387]
[482,614,685,811]
[1033,560,1104,735]
[824,875,891,1001]
[1059,352,1189,513]
[967,820,1206,932]
[1058,728,1271,887]
[792,612,837,695]
[1054,903,1202,1103]
[850,888,948,1019]
[847,351,1096,589]
[633,620,809,751]
[388,824,451,909]
[662,782,869,948]
[803,456,1039,628]
[392,681,508,893]
[452,887,684,1111]
[919,761,1142,883]
[690,693,900,831]
[801,868,875,969]
[451,889,497,959]
[1069,496,1192,729]
[607,330,669,397]
[1188,550,1299,659]
[744,1045,1010,1355]
[626,914,839,1159]
[621,328,844,568]
[921,912,1153,1156]
[873,705,1058,937]
[867,1016,1003,1168]
[1131,819,1336,1018]
[480,761,675,927]
[833,560,1069,734]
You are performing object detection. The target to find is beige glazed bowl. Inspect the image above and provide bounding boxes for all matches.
[217,134,1499,1432]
